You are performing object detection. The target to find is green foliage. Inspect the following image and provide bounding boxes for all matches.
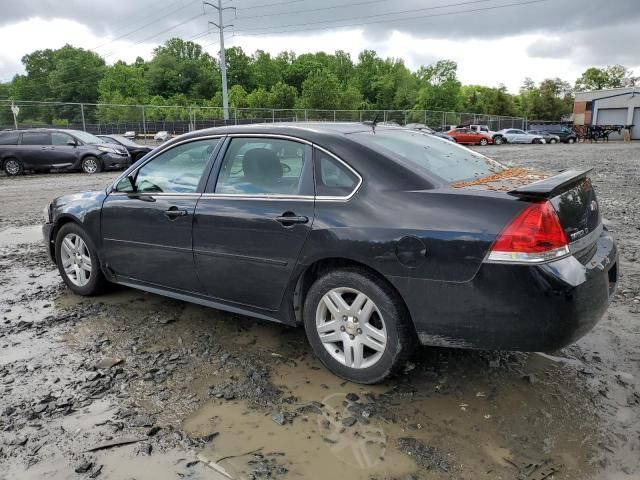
[574,65,638,92]
[4,37,638,127]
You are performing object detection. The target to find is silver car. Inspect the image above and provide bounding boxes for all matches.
[497,128,546,144]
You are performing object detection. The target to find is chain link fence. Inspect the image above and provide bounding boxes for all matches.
[1,100,526,142]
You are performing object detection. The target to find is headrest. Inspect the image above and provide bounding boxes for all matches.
[242,148,283,184]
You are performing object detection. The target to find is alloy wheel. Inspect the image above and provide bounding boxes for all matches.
[60,233,92,287]
[5,160,20,175]
[83,158,98,174]
[315,287,387,369]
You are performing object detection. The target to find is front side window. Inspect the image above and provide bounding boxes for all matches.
[126,138,220,194]
[216,137,307,195]
[21,132,50,146]
[51,132,73,145]
[315,150,359,197]
[349,129,505,183]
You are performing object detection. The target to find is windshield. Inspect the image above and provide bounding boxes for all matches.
[349,128,505,183]
[68,130,104,144]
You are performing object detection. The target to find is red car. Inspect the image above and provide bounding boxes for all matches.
[447,128,493,145]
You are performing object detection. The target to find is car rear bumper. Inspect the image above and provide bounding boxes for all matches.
[394,229,618,351]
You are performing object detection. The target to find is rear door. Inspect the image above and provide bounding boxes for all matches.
[19,131,52,169]
[193,135,315,311]
[101,137,221,292]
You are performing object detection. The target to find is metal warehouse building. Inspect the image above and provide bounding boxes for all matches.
[573,87,640,140]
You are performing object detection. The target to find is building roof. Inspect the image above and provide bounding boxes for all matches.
[575,87,640,102]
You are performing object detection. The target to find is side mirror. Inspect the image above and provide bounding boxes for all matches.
[67,139,77,146]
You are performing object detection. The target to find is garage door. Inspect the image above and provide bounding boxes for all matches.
[632,108,640,140]
[596,108,628,140]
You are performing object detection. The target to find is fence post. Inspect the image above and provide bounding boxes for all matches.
[80,103,86,132]
[333,110,336,122]
[304,109,308,122]
[442,111,445,129]
[404,110,407,126]
[141,106,146,143]
[272,109,275,123]
[234,108,237,126]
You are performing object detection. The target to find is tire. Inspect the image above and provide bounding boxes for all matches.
[303,268,415,384]
[81,156,102,174]
[493,136,503,145]
[55,223,108,296]
[3,158,23,176]
[479,138,488,146]
[532,138,541,144]
[567,137,576,144]
[549,138,557,144]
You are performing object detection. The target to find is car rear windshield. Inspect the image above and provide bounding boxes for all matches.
[349,129,505,183]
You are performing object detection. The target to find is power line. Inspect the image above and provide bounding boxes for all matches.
[235,0,392,21]
[236,0,304,10]
[232,0,548,36]
[103,12,205,57]
[92,0,201,51]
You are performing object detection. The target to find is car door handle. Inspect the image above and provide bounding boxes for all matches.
[164,207,188,219]
[275,213,308,226]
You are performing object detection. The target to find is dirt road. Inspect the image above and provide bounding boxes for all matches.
[1,142,638,479]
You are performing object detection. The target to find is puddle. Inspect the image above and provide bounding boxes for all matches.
[0,224,42,247]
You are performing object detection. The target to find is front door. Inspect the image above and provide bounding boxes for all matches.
[193,136,315,311]
[49,131,80,167]
[101,137,221,292]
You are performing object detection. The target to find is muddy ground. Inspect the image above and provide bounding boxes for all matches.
[0,142,639,480]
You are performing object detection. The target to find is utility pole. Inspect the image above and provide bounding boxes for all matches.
[204,1,234,121]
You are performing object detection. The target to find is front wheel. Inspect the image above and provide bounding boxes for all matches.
[549,138,557,144]
[303,268,415,384]
[81,156,102,174]
[493,136,503,145]
[4,158,23,176]
[55,223,108,296]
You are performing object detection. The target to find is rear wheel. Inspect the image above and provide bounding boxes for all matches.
[303,268,415,384]
[4,158,23,176]
[493,136,503,145]
[533,138,541,144]
[81,156,102,174]
[55,223,108,296]
[479,138,488,146]
[567,137,576,144]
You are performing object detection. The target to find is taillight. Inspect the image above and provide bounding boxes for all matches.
[486,201,570,264]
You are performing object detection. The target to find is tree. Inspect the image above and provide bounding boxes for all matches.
[225,47,254,91]
[575,65,638,91]
[414,60,462,111]
[251,50,282,90]
[298,70,341,109]
[268,81,297,109]
[245,87,270,109]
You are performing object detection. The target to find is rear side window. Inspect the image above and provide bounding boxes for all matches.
[0,132,19,145]
[21,132,50,146]
[216,137,308,195]
[349,129,505,183]
[315,149,359,197]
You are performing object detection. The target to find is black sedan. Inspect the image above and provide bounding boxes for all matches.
[97,134,153,162]
[42,123,618,383]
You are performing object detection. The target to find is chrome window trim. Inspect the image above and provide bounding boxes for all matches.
[108,192,202,199]
[108,132,364,202]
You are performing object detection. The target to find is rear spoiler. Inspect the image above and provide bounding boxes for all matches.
[508,168,593,199]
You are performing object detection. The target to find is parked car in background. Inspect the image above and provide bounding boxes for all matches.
[527,130,561,144]
[154,131,172,142]
[468,124,505,145]
[123,131,136,140]
[41,123,618,383]
[0,128,131,176]
[497,129,546,144]
[405,123,455,142]
[98,134,153,162]
[544,126,578,144]
[446,127,493,145]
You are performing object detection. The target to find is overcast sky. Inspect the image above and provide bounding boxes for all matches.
[0,0,639,92]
